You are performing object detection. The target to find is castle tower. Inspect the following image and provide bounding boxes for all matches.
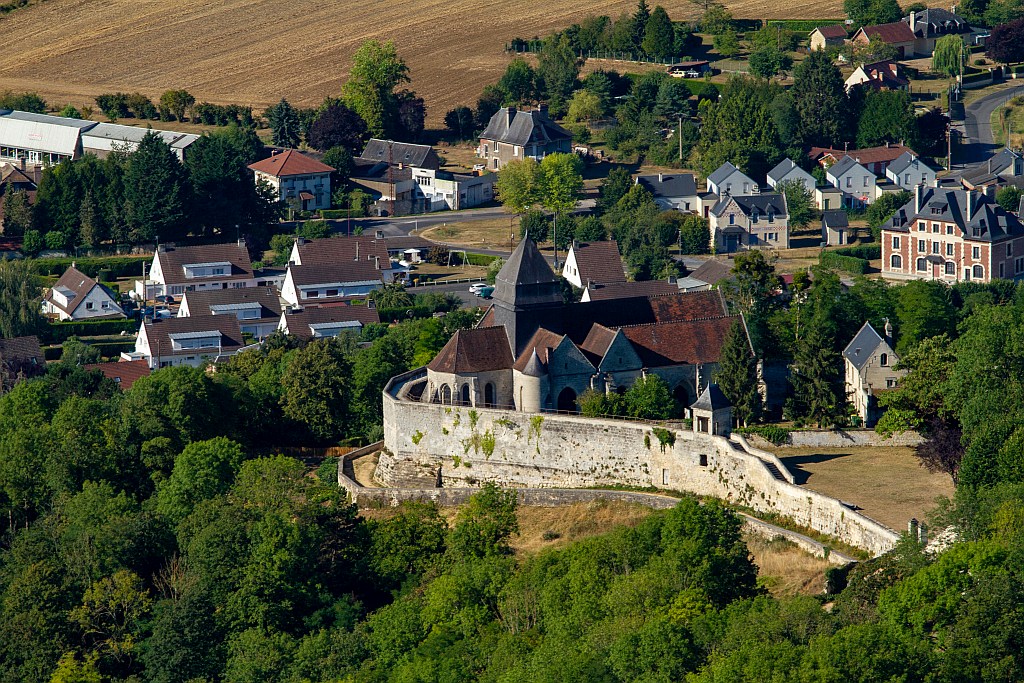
[691,383,733,437]
[491,237,563,355]
[513,348,549,412]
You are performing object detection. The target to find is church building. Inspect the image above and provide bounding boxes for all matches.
[424,238,754,414]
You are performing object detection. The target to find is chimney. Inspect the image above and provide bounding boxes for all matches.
[984,184,997,200]
[884,318,893,346]
[915,183,924,211]
[237,237,246,248]
[966,189,975,218]
[658,173,664,182]
[355,242,360,261]
[18,157,25,172]
[157,243,167,254]
[909,11,917,33]
[506,106,516,129]
[537,103,548,117]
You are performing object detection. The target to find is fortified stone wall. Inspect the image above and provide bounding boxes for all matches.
[380,372,901,555]
[745,429,924,449]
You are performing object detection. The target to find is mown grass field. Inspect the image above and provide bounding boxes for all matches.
[0,0,948,125]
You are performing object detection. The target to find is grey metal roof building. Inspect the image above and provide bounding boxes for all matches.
[0,110,97,164]
[359,139,440,170]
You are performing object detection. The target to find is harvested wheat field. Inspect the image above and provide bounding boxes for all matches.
[0,0,947,124]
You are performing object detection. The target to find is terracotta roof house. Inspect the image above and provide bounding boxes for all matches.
[477,106,572,171]
[248,149,333,211]
[561,240,626,289]
[845,61,910,92]
[809,143,914,176]
[131,314,246,369]
[139,240,255,299]
[844,320,905,426]
[810,25,848,51]
[359,139,440,170]
[83,360,151,390]
[42,265,124,321]
[422,236,755,413]
[581,279,679,302]
[685,260,734,290]
[0,335,44,391]
[635,173,700,211]
[278,302,381,340]
[882,185,1024,283]
[852,21,917,58]
[179,287,283,340]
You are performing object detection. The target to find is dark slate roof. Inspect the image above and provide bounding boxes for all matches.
[585,280,678,301]
[828,155,867,178]
[479,107,572,147]
[383,235,435,251]
[428,326,513,373]
[711,193,788,219]
[520,348,547,377]
[708,162,741,186]
[767,158,813,184]
[887,151,919,176]
[621,315,740,367]
[822,210,849,228]
[884,187,1024,242]
[493,237,562,309]
[569,240,626,285]
[635,173,697,199]
[688,259,733,286]
[691,383,731,411]
[359,139,439,168]
[181,286,282,318]
[83,360,150,390]
[156,242,253,284]
[905,8,970,38]
[843,321,886,372]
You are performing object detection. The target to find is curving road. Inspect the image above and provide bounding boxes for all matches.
[962,83,1024,165]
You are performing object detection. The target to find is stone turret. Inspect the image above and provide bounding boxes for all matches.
[691,383,733,437]
[514,348,549,412]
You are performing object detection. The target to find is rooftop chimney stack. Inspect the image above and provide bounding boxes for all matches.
[884,318,893,345]
[915,183,924,212]
[966,189,975,218]
[909,11,917,32]
[506,107,516,129]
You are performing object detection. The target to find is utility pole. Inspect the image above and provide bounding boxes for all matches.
[678,113,683,161]
[386,139,395,219]
[947,123,952,171]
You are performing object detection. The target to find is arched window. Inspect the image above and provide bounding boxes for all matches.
[880,353,888,367]
[484,383,495,408]
[973,264,984,280]
[916,258,927,271]
[460,384,471,406]
[557,387,578,413]
[890,254,902,269]
[440,385,452,405]
[945,261,955,275]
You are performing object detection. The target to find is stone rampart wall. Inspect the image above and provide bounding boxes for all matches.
[745,429,924,449]
[378,379,900,556]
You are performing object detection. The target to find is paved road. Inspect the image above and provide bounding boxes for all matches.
[962,83,1024,165]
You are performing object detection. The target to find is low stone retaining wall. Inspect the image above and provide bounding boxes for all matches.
[337,458,854,565]
[747,429,924,449]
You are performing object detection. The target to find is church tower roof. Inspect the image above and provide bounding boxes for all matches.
[492,237,563,310]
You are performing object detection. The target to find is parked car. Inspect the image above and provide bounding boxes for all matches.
[469,283,489,294]
[155,295,175,304]
[476,286,495,299]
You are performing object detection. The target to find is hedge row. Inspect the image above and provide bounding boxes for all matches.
[464,253,501,267]
[736,425,791,446]
[44,319,139,344]
[43,340,136,362]
[766,19,844,31]
[31,256,150,279]
[377,305,435,323]
[820,250,868,274]
[834,244,881,260]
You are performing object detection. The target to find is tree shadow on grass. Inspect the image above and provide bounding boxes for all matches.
[779,451,853,485]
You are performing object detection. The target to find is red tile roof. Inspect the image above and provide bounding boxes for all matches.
[155,242,254,285]
[248,149,334,177]
[428,326,513,373]
[513,328,565,371]
[858,21,916,44]
[84,360,151,390]
[293,236,391,268]
[579,324,617,360]
[814,24,848,38]
[647,289,729,321]
[808,143,914,167]
[621,315,741,367]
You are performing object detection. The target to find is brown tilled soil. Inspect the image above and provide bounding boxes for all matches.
[0,0,949,125]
